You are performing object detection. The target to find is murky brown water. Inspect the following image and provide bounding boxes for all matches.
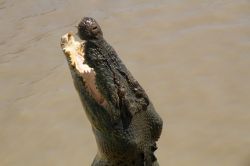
[1,0,250,165]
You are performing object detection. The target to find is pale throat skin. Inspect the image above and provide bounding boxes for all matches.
[61,33,107,108]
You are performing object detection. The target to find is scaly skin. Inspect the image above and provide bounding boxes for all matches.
[61,17,163,166]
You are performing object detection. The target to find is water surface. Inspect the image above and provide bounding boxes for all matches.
[0,0,250,165]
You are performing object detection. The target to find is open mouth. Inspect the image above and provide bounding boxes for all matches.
[61,33,108,108]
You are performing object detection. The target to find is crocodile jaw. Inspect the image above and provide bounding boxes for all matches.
[60,33,108,108]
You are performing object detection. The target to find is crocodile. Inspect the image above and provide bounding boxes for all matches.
[60,17,163,166]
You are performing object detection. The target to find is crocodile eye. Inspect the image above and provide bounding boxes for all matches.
[92,26,97,30]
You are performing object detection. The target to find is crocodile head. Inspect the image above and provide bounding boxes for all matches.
[60,17,149,127]
[61,17,163,165]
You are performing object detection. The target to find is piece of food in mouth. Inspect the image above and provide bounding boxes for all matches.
[60,32,107,107]
[61,32,86,69]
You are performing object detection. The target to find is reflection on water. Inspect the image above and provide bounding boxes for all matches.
[0,0,250,166]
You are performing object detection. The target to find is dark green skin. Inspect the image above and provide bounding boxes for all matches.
[71,17,163,166]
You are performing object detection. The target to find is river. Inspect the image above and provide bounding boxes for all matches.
[0,0,250,165]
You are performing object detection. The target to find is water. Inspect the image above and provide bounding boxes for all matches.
[0,0,250,165]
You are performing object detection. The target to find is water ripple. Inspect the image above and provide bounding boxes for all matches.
[21,8,57,20]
